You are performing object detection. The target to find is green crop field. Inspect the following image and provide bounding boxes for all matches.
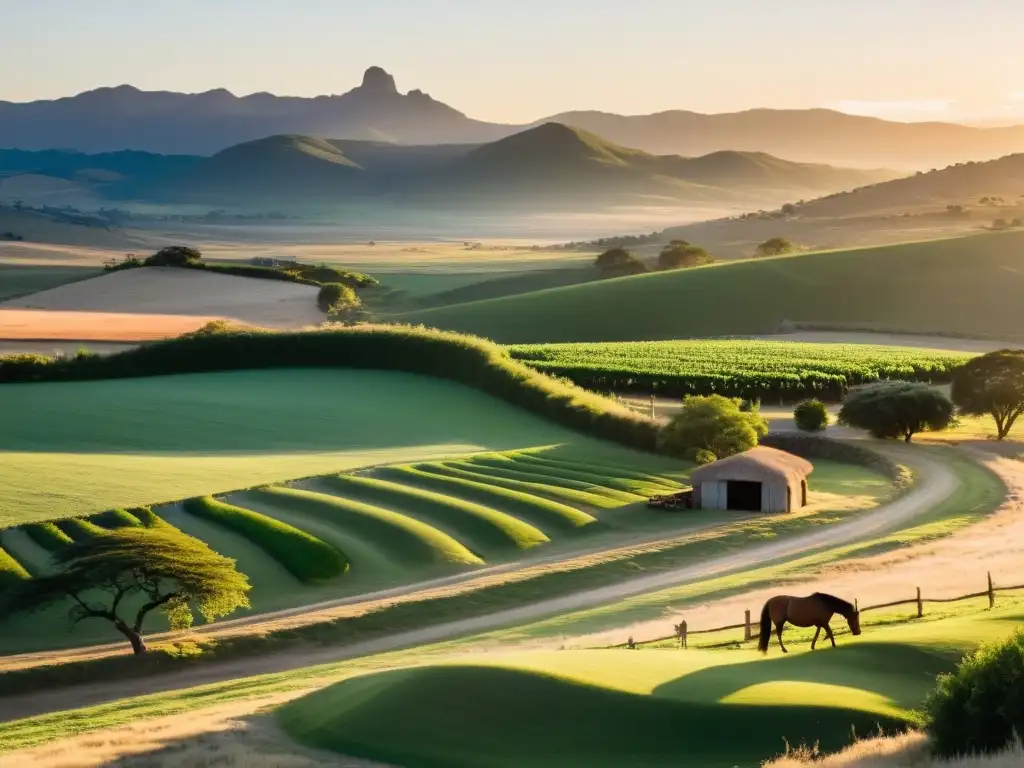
[403,230,1024,342]
[278,602,1024,768]
[0,367,674,527]
[509,340,970,400]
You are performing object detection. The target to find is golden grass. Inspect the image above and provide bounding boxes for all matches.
[0,309,224,341]
[2,692,390,767]
[764,732,1024,768]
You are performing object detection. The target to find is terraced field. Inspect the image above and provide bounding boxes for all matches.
[0,448,699,653]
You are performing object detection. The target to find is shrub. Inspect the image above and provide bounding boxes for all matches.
[926,629,1024,758]
[182,496,348,582]
[755,237,796,257]
[657,394,768,461]
[317,283,361,315]
[657,243,714,270]
[103,255,143,273]
[594,248,648,276]
[838,381,954,441]
[0,325,659,452]
[693,449,717,465]
[793,399,829,432]
[144,246,202,267]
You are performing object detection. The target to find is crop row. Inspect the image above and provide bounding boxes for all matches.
[508,341,971,400]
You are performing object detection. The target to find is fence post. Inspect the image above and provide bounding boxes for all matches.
[649,395,656,420]
[678,620,688,649]
[744,610,752,642]
[988,572,995,609]
[854,598,859,613]
[916,587,923,618]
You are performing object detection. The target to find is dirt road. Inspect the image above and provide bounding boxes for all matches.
[0,445,958,722]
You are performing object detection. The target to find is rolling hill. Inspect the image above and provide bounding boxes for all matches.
[3,65,1024,168]
[165,123,898,207]
[401,230,1024,342]
[540,109,1024,170]
[1,124,896,209]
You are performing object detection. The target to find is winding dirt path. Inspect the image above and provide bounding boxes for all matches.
[0,445,958,722]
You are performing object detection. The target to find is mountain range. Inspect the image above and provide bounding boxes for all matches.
[0,124,899,210]
[3,67,1024,169]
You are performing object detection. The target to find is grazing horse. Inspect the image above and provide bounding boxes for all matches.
[757,593,861,654]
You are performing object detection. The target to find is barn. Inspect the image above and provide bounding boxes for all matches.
[689,446,813,513]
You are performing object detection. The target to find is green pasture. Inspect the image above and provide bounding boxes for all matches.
[0,263,99,301]
[403,230,1024,342]
[0,367,680,527]
[279,602,1024,768]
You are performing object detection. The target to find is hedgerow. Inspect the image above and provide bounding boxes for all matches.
[22,523,73,552]
[89,509,143,529]
[54,518,109,541]
[0,325,658,452]
[0,545,30,586]
[182,496,348,582]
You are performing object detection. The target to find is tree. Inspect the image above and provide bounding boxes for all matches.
[793,399,829,432]
[144,245,203,267]
[838,381,954,442]
[594,248,648,276]
[951,350,1024,440]
[317,282,362,316]
[657,243,715,270]
[755,237,796,257]
[0,527,250,654]
[657,395,769,461]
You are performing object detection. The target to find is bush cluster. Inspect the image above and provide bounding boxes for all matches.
[317,283,361,315]
[657,395,768,461]
[182,496,348,583]
[0,325,659,452]
[926,629,1024,758]
[793,399,829,431]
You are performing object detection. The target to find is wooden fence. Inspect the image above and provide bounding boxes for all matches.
[613,394,656,419]
[617,572,1024,650]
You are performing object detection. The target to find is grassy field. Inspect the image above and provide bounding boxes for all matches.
[0,263,99,301]
[509,340,970,399]
[0,367,663,526]
[274,600,1023,768]
[402,230,1024,342]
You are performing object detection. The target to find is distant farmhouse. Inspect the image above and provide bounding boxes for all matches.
[690,446,812,513]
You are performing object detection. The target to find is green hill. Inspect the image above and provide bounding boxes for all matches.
[402,230,1024,343]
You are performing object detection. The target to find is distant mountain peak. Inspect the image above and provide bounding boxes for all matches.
[359,66,399,96]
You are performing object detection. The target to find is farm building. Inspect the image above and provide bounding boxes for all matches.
[689,446,812,513]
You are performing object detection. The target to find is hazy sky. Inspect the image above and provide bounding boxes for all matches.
[4,0,1023,124]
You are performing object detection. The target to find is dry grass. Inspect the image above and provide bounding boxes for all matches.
[3,693,391,767]
[1,267,322,329]
[0,309,224,341]
[764,732,1024,768]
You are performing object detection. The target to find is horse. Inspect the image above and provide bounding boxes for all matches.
[757,593,860,654]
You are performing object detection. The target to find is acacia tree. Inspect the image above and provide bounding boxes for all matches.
[838,381,954,442]
[951,350,1024,440]
[0,527,250,654]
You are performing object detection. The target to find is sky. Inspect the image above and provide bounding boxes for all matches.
[4,0,1024,124]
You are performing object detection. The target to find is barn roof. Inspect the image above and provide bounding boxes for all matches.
[689,446,813,486]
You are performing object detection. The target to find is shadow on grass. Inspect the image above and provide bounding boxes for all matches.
[278,664,912,768]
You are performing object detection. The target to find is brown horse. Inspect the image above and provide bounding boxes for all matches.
[757,593,861,654]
